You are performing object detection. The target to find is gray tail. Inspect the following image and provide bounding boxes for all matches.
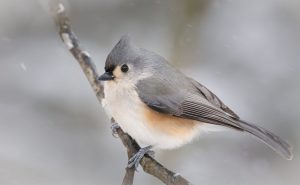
[238,120,293,160]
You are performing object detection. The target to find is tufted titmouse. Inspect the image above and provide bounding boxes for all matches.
[98,35,293,168]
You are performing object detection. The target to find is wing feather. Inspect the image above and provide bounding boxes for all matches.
[190,79,239,119]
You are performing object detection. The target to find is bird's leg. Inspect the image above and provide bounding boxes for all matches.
[128,145,154,169]
[110,122,120,138]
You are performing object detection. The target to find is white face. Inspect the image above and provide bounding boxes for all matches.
[104,61,153,86]
[111,63,134,83]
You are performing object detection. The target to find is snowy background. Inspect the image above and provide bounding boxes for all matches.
[0,0,299,184]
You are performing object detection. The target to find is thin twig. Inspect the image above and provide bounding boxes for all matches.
[50,1,192,185]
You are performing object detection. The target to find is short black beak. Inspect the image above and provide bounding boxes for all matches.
[98,72,115,81]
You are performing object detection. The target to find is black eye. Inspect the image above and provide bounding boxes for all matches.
[121,64,129,73]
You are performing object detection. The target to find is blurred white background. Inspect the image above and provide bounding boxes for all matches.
[0,0,299,184]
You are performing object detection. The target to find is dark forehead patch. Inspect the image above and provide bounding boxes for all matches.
[105,56,116,72]
[104,65,115,72]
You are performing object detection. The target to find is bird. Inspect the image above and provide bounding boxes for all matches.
[98,35,293,169]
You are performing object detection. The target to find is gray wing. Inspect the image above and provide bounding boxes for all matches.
[136,77,242,130]
[189,78,240,119]
[136,77,293,160]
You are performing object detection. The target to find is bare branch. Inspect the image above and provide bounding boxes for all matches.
[50,1,192,185]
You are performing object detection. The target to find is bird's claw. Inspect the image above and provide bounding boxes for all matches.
[128,146,154,170]
[110,122,120,138]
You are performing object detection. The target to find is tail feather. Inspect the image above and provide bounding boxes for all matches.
[238,120,293,160]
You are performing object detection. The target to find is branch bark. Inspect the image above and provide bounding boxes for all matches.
[50,1,192,185]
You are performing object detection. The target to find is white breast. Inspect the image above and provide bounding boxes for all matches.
[102,80,202,149]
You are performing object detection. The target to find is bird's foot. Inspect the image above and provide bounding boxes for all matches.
[128,145,154,170]
[110,122,120,138]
